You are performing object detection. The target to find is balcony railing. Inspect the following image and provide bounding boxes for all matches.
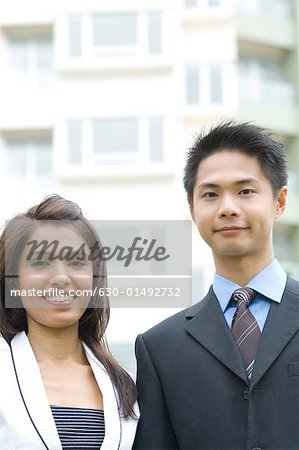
[236,0,293,20]
[238,74,295,105]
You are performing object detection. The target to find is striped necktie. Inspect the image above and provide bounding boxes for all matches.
[231,287,261,379]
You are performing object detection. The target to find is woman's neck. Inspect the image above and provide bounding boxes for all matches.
[27,321,86,366]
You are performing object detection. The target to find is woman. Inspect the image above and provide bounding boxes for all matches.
[0,194,138,450]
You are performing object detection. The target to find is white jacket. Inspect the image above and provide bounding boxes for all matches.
[0,332,138,450]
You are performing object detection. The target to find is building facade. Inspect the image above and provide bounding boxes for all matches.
[0,0,298,370]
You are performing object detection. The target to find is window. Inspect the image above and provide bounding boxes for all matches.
[186,66,200,104]
[284,171,299,224]
[5,137,53,190]
[238,54,294,104]
[185,0,198,7]
[210,64,223,103]
[208,0,221,6]
[68,15,82,57]
[67,120,82,165]
[93,118,138,164]
[7,35,54,88]
[66,11,163,58]
[66,117,164,167]
[186,64,223,105]
[274,227,298,263]
[149,118,164,162]
[148,12,162,54]
[239,54,283,82]
[93,12,137,48]
[184,0,222,8]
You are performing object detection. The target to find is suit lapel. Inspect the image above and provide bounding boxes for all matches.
[249,278,299,391]
[11,332,62,450]
[185,287,248,383]
[83,345,122,450]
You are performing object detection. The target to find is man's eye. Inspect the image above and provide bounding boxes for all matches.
[239,189,254,195]
[203,192,217,198]
[30,259,49,267]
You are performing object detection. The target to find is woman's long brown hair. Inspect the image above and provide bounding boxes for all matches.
[0,194,137,418]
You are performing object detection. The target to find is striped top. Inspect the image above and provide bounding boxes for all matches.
[50,405,105,450]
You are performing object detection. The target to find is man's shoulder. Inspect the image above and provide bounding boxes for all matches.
[286,277,299,290]
[141,287,213,342]
[285,277,299,297]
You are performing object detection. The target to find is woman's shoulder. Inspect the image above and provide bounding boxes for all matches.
[0,334,10,351]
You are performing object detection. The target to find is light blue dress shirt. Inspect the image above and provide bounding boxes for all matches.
[213,259,287,331]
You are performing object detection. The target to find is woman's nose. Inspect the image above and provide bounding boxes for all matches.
[48,262,71,286]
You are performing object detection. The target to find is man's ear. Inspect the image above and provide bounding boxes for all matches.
[189,203,195,222]
[274,186,288,220]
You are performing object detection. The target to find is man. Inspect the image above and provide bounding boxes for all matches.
[133,121,299,450]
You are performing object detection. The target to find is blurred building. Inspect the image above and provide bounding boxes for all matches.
[0,0,298,371]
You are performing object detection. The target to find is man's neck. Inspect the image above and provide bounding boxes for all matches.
[214,254,275,286]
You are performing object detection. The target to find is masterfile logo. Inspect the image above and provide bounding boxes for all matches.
[5,220,192,308]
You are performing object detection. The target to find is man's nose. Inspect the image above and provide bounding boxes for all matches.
[218,195,241,218]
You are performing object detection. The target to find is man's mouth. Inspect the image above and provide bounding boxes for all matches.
[217,226,243,231]
[215,226,249,235]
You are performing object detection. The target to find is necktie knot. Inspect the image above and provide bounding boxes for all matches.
[232,287,256,306]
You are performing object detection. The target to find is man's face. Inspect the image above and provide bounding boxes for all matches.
[190,150,287,264]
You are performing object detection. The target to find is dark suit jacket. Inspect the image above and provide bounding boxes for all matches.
[133,277,299,450]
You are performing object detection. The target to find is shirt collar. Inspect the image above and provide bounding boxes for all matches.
[213,259,287,313]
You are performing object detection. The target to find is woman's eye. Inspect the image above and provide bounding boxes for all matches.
[30,259,49,267]
[69,259,86,267]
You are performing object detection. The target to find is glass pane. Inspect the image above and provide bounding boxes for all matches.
[148,12,162,54]
[258,0,292,19]
[274,228,297,262]
[67,120,82,164]
[8,38,28,71]
[185,0,198,7]
[36,38,53,69]
[68,15,82,57]
[238,55,251,75]
[6,142,27,176]
[210,64,222,103]
[35,141,52,174]
[186,66,199,104]
[149,117,163,162]
[93,118,138,153]
[93,13,137,46]
[259,56,283,81]
[36,37,54,87]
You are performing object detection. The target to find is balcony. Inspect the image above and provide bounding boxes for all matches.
[281,171,299,226]
[236,0,295,49]
[238,74,297,135]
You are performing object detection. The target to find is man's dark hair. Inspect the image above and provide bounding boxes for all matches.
[183,120,288,206]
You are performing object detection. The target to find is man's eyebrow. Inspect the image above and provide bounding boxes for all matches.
[196,182,220,190]
[233,178,261,186]
[196,178,260,190]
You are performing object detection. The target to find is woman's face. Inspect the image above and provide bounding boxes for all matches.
[17,223,94,332]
